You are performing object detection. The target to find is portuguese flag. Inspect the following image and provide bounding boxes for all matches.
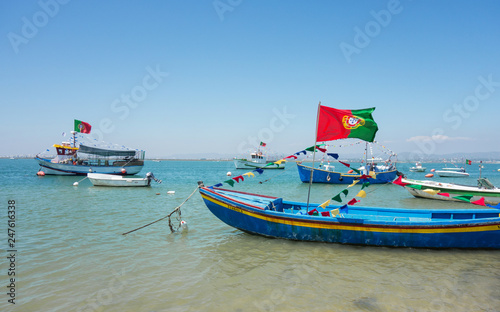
[316,106,378,142]
[74,119,92,134]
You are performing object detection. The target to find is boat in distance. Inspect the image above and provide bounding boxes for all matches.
[400,177,500,205]
[199,183,500,249]
[87,172,161,187]
[36,143,145,175]
[409,162,426,172]
[296,162,398,184]
[234,151,285,169]
[435,167,469,178]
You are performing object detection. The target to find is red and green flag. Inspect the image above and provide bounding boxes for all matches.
[260,142,266,147]
[316,106,378,142]
[74,119,92,134]
[466,159,472,165]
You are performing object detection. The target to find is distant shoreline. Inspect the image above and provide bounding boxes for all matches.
[2,157,500,164]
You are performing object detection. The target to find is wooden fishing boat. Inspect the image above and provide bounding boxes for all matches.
[400,177,500,205]
[199,184,500,249]
[88,172,161,187]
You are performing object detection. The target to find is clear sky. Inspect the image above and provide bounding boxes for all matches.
[1,0,500,159]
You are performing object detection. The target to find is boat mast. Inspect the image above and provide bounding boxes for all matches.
[71,130,77,148]
[306,101,322,212]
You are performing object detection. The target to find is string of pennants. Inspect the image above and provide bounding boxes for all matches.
[393,176,500,208]
[211,144,374,188]
[306,179,372,217]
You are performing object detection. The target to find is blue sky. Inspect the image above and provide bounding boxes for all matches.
[1,0,499,158]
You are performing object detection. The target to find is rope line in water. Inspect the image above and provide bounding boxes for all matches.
[122,185,200,235]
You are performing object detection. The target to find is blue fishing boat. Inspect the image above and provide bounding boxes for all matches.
[199,184,500,249]
[297,160,398,184]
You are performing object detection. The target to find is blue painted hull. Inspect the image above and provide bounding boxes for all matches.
[200,187,500,249]
[297,163,397,184]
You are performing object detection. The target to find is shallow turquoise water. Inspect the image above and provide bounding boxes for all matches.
[1,159,500,311]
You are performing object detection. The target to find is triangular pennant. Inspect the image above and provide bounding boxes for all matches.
[319,199,331,209]
[331,208,340,217]
[331,194,343,203]
[348,180,360,188]
[233,175,244,183]
[361,182,370,190]
[486,203,500,209]
[341,189,349,196]
[317,147,327,153]
[243,172,255,178]
[392,176,409,187]
[274,159,286,165]
[471,197,486,206]
[253,168,264,174]
[356,190,367,198]
[224,179,235,187]
[358,174,372,180]
[213,183,223,188]
[308,208,319,216]
[339,161,351,168]
[327,153,339,159]
[422,189,440,196]
[321,211,330,217]
[347,198,358,205]
[285,155,298,160]
[339,204,349,213]
[295,150,307,156]
[453,195,473,202]
[406,184,422,190]
[351,168,361,174]
[438,192,450,197]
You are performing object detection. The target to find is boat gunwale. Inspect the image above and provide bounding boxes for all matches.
[200,187,500,230]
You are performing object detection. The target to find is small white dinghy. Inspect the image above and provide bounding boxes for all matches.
[88,172,161,187]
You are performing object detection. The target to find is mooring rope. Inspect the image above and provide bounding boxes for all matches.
[122,185,200,235]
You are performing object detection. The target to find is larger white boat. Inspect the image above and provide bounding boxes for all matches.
[36,131,145,175]
[234,151,285,169]
[435,167,469,177]
[400,177,500,205]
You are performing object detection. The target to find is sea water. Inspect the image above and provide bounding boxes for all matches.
[1,159,500,312]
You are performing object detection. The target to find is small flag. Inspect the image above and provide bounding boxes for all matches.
[243,172,255,178]
[466,159,472,165]
[308,208,319,216]
[74,119,92,134]
[260,142,266,147]
[321,211,330,217]
[347,198,358,205]
[331,208,340,217]
[422,189,440,196]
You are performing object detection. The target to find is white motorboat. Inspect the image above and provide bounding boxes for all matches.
[88,172,161,187]
[435,167,469,177]
[409,162,426,172]
[399,177,500,205]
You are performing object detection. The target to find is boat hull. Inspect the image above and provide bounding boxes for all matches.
[87,173,150,187]
[402,178,500,205]
[297,163,397,184]
[435,170,469,177]
[234,159,285,169]
[199,187,500,249]
[36,157,143,175]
